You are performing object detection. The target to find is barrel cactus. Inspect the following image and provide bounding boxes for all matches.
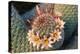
[27,5,65,51]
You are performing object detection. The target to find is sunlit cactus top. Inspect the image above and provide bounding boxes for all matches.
[27,5,65,50]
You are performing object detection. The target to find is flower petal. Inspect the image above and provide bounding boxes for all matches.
[33,43,36,47]
[41,45,45,49]
[48,44,52,48]
[58,36,62,39]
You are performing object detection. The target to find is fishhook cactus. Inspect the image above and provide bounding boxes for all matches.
[27,5,65,51]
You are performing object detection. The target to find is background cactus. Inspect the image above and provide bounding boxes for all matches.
[10,5,29,52]
[11,17,27,52]
[54,4,78,48]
